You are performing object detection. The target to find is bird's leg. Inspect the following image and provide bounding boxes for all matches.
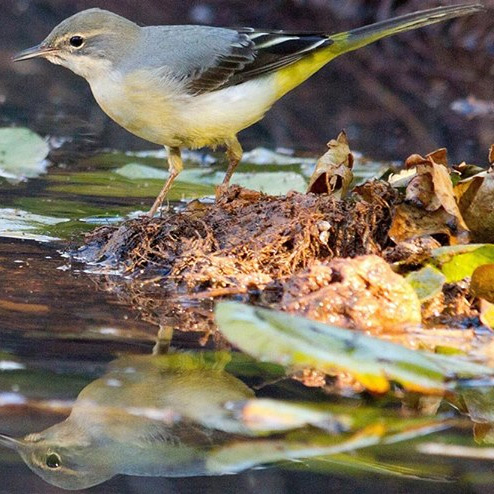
[222,137,243,186]
[152,325,174,355]
[147,146,182,217]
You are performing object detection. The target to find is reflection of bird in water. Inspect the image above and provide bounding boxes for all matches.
[0,353,255,490]
[0,350,459,490]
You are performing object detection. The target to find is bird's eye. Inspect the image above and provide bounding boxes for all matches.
[69,36,84,48]
[46,452,62,469]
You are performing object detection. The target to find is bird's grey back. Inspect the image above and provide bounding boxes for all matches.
[127,25,250,81]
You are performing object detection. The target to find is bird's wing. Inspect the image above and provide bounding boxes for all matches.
[184,28,333,94]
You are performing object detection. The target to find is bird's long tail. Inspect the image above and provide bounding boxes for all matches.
[328,3,483,54]
[274,3,483,98]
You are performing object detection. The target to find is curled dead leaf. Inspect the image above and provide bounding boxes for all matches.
[389,149,469,244]
[456,167,494,243]
[307,131,353,197]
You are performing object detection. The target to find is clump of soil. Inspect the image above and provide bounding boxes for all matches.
[83,184,396,295]
[79,165,485,341]
[281,256,422,332]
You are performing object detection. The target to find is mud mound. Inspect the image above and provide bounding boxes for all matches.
[83,184,397,296]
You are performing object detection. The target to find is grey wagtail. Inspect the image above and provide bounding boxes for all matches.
[13,4,483,216]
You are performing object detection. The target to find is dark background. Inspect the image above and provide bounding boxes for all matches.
[2,0,494,163]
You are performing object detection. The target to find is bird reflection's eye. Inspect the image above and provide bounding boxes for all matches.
[69,36,84,48]
[46,453,62,469]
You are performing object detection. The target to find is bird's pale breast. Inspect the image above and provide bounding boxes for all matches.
[89,68,279,149]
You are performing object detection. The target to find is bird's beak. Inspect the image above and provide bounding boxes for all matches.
[12,44,57,62]
[0,433,24,450]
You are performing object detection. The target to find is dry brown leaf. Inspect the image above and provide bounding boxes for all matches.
[389,203,469,244]
[456,168,494,243]
[430,157,467,229]
[389,149,469,244]
[307,131,353,197]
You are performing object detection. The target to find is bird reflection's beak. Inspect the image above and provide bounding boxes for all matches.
[12,44,57,62]
[0,433,24,450]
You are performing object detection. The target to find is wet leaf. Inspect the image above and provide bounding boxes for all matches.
[406,265,446,301]
[215,302,494,395]
[0,208,69,242]
[307,132,353,197]
[432,244,494,282]
[0,127,50,182]
[388,203,468,245]
[48,170,214,199]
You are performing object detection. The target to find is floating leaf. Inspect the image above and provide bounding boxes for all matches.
[221,171,307,194]
[113,164,307,196]
[115,163,168,180]
[0,208,69,242]
[215,302,494,394]
[0,127,50,182]
[48,170,214,199]
[242,147,315,166]
[406,265,446,301]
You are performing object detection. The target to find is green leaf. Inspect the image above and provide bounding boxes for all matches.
[48,171,214,199]
[215,302,494,394]
[0,208,69,242]
[0,128,49,182]
[431,244,494,282]
[406,265,446,301]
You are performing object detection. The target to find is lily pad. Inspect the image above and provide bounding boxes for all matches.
[0,128,50,182]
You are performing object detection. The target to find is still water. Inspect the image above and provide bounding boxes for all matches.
[0,135,494,493]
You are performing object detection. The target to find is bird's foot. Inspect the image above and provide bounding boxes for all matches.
[215,183,230,200]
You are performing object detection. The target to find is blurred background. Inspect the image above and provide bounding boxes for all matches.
[2,0,494,163]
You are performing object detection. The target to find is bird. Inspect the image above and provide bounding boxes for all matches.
[13,4,483,216]
[0,353,256,490]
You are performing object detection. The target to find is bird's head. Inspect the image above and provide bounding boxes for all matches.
[13,8,139,79]
[0,426,115,490]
